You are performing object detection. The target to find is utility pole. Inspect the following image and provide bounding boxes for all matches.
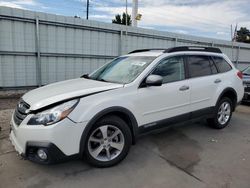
[86,0,89,20]
[125,0,128,26]
[132,0,138,27]
[125,0,128,53]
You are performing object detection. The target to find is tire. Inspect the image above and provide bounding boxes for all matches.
[207,97,233,129]
[84,115,132,167]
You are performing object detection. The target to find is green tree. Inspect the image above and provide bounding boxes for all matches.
[236,27,250,43]
[112,12,131,26]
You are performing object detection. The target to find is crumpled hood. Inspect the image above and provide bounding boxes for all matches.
[22,78,123,111]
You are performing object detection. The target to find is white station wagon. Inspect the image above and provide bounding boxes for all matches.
[10,46,244,167]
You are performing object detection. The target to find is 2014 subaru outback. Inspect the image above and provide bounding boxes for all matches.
[10,46,244,167]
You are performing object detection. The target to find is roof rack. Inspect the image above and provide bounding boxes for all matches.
[163,46,222,53]
[128,49,166,54]
[128,46,222,54]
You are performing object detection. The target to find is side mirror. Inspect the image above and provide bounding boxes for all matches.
[81,74,89,78]
[145,75,163,86]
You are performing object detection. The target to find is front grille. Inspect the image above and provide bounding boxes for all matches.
[14,100,30,126]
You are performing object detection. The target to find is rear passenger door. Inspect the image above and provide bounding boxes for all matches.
[187,55,220,113]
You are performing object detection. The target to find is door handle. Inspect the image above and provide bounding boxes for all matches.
[214,79,221,84]
[179,85,189,91]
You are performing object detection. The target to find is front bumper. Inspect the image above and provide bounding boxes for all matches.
[10,114,88,164]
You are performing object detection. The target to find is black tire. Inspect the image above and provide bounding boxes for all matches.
[84,115,132,167]
[207,97,233,129]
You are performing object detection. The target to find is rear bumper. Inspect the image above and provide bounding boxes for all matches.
[242,92,250,102]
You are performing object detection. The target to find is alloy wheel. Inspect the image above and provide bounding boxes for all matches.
[217,101,231,125]
[87,125,125,162]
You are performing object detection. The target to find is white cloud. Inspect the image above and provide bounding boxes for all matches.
[15,0,37,6]
[216,31,228,35]
[175,30,189,34]
[90,14,113,20]
[238,21,250,29]
[94,0,248,39]
[0,0,39,9]
[140,25,155,30]
[0,2,24,9]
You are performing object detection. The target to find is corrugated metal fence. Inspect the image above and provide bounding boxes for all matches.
[1,6,250,88]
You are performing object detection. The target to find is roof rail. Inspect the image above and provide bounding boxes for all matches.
[128,46,222,54]
[128,49,167,54]
[163,46,222,53]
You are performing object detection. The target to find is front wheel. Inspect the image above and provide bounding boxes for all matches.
[207,97,233,129]
[84,116,132,167]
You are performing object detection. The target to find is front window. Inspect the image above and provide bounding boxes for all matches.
[243,66,250,75]
[89,56,156,84]
[151,56,185,83]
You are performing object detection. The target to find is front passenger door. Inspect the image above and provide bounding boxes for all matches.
[135,56,190,126]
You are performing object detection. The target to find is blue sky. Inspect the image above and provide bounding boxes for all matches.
[1,0,250,41]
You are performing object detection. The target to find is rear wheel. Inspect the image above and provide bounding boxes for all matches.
[207,97,233,129]
[84,116,132,167]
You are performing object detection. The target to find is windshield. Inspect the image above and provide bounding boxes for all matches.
[89,56,156,84]
[243,66,250,75]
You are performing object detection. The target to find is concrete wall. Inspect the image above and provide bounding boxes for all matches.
[0,6,250,88]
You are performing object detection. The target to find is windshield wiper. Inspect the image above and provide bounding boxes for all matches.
[81,74,89,79]
[98,78,108,82]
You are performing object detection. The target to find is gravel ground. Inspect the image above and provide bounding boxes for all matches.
[0,90,27,110]
[0,90,28,99]
[0,98,19,111]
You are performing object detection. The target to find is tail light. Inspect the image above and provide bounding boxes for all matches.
[237,71,243,79]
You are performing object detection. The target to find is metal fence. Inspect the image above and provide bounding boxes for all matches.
[1,6,250,88]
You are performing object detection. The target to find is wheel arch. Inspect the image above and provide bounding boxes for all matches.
[216,87,238,111]
[79,106,139,155]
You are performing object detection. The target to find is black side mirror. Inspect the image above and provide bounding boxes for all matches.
[145,75,163,86]
[81,74,89,78]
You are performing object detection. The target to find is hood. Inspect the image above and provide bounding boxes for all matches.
[22,78,123,111]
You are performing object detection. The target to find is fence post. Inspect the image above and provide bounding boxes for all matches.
[119,30,123,55]
[35,16,42,87]
[174,37,178,47]
[236,46,240,68]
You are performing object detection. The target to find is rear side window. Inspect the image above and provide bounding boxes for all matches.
[212,56,232,73]
[187,55,216,78]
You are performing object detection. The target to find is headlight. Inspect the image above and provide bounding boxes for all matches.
[27,99,79,126]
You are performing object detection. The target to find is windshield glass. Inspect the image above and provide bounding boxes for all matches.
[89,56,156,84]
[243,66,250,75]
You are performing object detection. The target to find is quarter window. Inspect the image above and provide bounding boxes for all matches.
[187,55,216,78]
[212,56,232,73]
[151,56,185,83]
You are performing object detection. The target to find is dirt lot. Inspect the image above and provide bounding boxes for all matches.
[0,97,250,188]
